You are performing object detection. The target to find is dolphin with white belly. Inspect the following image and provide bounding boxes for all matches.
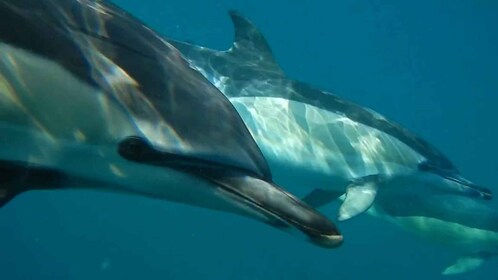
[364,182,498,275]
[170,11,492,221]
[0,0,343,248]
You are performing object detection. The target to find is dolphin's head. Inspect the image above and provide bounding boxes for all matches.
[117,137,343,249]
[439,173,492,200]
[417,161,492,200]
[0,0,343,250]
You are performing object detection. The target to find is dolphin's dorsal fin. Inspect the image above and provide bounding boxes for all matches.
[228,11,273,56]
[170,11,285,80]
[226,10,285,76]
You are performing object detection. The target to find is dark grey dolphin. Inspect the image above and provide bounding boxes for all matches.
[0,0,343,248]
[170,11,492,221]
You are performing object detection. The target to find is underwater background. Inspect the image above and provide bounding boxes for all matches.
[1,0,497,279]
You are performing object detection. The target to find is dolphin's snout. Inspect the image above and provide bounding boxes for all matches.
[309,233,344,248]
[443,174,493,200]
[211,174,343,248]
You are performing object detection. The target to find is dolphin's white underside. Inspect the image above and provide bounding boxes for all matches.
[371,207,498,253]
[0,42,271,221]
[229,95,426,194]
[369,206,498,274]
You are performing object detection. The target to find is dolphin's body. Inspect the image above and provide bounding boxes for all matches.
[170,12,492,221]
[365,182,498,275]
[0,0,343,248]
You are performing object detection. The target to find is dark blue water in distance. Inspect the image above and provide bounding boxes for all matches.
[1,0,497,279]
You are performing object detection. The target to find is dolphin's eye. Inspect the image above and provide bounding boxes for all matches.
[118,136,152,161]
[417,160,434,171]
[418,161,460,178]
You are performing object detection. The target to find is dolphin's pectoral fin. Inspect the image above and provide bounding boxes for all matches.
[441,253,490,275]
[302,189,344,208]
[0,160,65,207]
[338,175,380,221]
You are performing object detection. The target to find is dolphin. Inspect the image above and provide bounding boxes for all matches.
[364,182,498,275]
[0,0,343,248]
[169,11,492,221]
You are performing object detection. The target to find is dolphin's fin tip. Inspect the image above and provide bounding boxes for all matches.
[225,10,284,76]
[0,160,64,207]
[0,186,19,208]
[228,9,242,18]
[441,253,488,275]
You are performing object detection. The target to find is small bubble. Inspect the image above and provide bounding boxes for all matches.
[100,258,111,270]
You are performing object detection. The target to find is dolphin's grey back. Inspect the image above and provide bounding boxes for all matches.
[0,0,271,179]
[170,11,457,175]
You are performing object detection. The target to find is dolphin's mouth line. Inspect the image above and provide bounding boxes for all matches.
[218,180,326,232]
[203,174,343,248]
[217,182,344,247]
[217,183,299,227]
[419,162,492,200]
[441,175,492,200]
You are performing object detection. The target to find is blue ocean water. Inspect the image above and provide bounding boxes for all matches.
[1,0,497,279]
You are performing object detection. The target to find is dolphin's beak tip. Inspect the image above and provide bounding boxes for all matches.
[310,233,344,249]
